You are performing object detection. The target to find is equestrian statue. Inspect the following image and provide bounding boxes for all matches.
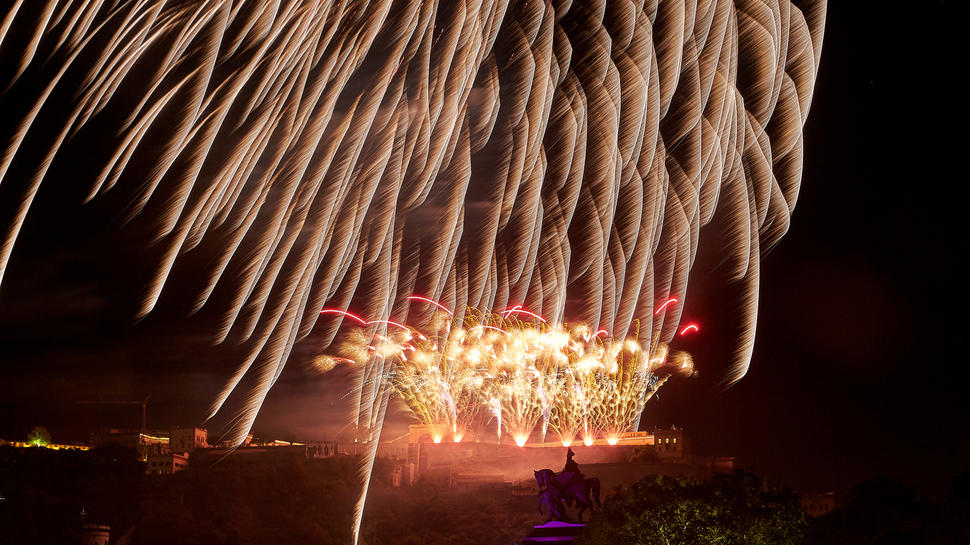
[533,448,602,522]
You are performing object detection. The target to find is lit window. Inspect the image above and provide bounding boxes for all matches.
[673,438,677,443]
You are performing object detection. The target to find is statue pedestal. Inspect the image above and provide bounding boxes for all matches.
[519,521,585,543]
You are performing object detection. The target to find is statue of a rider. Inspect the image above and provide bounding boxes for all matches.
[556,447,583,491]
[563,448,582,474]
[534,448,601,522]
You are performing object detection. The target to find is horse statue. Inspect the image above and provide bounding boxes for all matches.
[533,468,601,522]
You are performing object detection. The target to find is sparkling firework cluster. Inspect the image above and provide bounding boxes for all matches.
[323,299,694,448]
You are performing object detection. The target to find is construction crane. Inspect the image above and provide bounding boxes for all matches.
[78,395,151,432]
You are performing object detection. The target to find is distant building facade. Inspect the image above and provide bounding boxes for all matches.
[400,424,723,487]
[404,424,654,448]
[653,426,688,460]
[147,451,189,475]
[390,464,404,487]
[800,491,836,517]
[169,427,207,453]
[305,441,337,458]
[90,429,169,460]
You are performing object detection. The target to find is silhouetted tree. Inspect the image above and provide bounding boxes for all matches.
[578,471,807,545]
[27,427,50,447]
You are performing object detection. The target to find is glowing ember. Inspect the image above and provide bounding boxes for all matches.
[679,323,700,336]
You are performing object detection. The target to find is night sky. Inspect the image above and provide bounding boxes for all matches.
[1,1,964,501]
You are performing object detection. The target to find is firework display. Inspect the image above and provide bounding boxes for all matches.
[331,302,693,448]
[0,0,825,440]
[0,2,825,541]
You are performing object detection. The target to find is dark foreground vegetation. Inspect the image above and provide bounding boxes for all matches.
[578,471,970,545]
[1,446,967,544]
[0,445,537,544]
[579,471,806,545]
[0,445,362,544]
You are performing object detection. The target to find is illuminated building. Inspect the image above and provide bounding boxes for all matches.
[146,451,189,475]
[169,427,208,453]
[402,424,718,487]
[305,441,340,459]
[405,424,655,448]
[0,438,89,451]
[89,429,169,460]
[390,464,404,488]
[653,426,689,460]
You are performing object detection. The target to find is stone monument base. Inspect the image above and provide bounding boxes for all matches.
[519,521,585,543]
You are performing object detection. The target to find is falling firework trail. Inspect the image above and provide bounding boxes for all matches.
[0,1,825,540]
[352,368,391,545]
